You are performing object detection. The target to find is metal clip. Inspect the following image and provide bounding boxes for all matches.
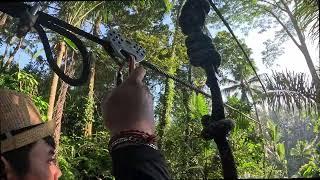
[106,29,146,63]
[17,3,41,38]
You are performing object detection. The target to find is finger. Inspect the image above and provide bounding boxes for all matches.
[127,66,146,84]
[128,55,136,74]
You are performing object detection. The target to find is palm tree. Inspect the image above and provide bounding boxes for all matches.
[222,74,265,135]
[47,2,104,122]
[221,75,263,104]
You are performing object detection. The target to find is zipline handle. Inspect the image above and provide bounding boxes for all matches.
[0,3,147,86]
[0,3,91,86]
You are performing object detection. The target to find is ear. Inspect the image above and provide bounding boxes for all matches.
[1,155,15,180]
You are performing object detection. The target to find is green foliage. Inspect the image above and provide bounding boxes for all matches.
[290,138,320,177]
[299,161,320,177]
[189,92,209,120]
[163,90,221,179]
[226,96,269,178]
[1,0,319,179]
[83,95,95,124]
[0,69,48,120]
[276,143,286,161]
[63,37,78,52]
[157,77,175,148]
[231,129,266,178]
[267,120,281,143]
[294,0,319,41]
[290,140,313,157]
[226,96,252,130]
[58,132,113,180]
[213,31,255,80]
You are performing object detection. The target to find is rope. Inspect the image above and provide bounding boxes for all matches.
[179,0,240,178]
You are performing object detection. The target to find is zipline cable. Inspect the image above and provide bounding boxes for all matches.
[208,0,267,94]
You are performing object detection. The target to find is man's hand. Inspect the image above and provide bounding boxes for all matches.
[101,66,155,136]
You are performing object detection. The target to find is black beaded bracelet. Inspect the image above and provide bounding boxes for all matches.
[108,130,158,152]
[109,137,158,152]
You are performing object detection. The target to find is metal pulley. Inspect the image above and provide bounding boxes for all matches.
[106,29,146,64]
[16,3,41,38]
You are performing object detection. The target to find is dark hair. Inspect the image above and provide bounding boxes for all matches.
[0,124,55,179]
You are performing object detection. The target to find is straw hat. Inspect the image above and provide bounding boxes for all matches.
[0,89,55,153]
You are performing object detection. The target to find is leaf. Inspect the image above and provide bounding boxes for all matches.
[63,37,78,52]
[263,70,316,114]
[162,0,173,12]
[32,49,44,60]
[276,143,286,161]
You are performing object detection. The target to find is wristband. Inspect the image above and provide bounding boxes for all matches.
[108,130,157,152]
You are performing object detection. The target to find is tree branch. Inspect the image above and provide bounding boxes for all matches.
[3,38,24,69]
[279,0,320,86]
[263,7,301,48]
[279,0,306,42]
[259,0,286,12]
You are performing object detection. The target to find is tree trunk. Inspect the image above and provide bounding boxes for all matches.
[280,0,320,113]
[157,76,175,150]
[53,51,76,152]
[3,38,24,70]
[184,65,192,142]
[83,16,100,137]
[47,41,66,121]
[156,0,183,149]
[84,56,95,137]
[0,13,8,27]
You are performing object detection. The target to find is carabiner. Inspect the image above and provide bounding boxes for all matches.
[17,3,41,38]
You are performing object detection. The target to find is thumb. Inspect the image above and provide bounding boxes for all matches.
[127,66,146,84]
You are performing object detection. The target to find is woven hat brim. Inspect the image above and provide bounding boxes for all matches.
[1,120,55,153]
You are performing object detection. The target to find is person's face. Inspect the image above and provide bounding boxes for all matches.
[21,139,62,180]
[1,139,62,180]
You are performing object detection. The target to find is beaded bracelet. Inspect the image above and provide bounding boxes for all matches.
[108,130,158,152]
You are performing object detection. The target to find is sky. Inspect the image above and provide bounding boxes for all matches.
[206,24,319,78]
[243,28,319,77]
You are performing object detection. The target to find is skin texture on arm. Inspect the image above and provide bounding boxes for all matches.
[101,66,170,180]
[101,66,155,136]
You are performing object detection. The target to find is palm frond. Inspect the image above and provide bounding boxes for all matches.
[222,84,241,97]
[220,77,240,85]
[247,73,268,84]
[294,0,319,41]
[263,70,317,113]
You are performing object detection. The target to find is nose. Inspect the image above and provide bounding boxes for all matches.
[53,164,62,180]
[57,166,62,178]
